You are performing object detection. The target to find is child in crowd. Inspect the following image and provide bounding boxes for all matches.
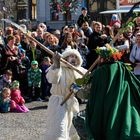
[0,70,13,91]
[28,60,42,101]
[0,87,11,113]
[41,57,52,101]
[17,49,30,98]
[10,80,29,113]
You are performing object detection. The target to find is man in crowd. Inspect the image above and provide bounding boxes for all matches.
[77,7,91,28]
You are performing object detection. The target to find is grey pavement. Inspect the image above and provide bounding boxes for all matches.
[0,101,86,140]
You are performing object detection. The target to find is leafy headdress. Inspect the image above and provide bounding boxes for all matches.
[95,44,124,61]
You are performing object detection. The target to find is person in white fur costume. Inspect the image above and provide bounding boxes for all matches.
[45,47,87,140]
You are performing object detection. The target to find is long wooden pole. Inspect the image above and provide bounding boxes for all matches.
[60,91,73,106]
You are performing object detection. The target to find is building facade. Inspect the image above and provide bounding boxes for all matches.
[0,0,116,29]
[33,0,116,29]
[87,0,116,24]
[35,0,83,29]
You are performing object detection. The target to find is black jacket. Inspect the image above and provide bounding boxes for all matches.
[77,14,91,27]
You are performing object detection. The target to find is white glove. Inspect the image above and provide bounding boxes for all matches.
[52,51,61,69]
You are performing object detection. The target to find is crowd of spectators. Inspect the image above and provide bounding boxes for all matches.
[0,7,140,112]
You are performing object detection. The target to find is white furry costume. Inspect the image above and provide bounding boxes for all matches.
[45,48,87,140]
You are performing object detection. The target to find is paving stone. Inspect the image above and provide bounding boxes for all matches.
[0,101,85,140]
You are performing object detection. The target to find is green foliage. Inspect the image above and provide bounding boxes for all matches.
[75,74,91,86]
[124,63,133,71]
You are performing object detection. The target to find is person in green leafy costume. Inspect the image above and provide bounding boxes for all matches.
[86,45,140,140]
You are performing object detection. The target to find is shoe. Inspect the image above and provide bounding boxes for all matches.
[36,98,43,101]
[45,96,50,101]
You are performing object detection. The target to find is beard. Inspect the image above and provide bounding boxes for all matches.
[67,57,79,66]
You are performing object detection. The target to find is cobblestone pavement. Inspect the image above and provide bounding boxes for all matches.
[0,101,86,140]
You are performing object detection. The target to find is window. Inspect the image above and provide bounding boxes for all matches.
[50,0,72,21]
[50,0,59,21]
[32,0,36,20]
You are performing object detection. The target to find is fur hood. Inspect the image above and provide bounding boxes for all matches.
[62,47,83,67]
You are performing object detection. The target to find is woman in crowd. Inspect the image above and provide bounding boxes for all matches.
[45,33,61,57]
[129,32,140,80]
[61,32,78,52]
[1,35,21,80]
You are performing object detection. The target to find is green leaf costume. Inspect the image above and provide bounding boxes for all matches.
[86,61,140,140]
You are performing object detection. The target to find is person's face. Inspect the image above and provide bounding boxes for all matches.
[82,22,89,30]
[67,35,73,42]
[43,60,51,65]
[48,36,54,44]
[5,74,12,81]
[31,64,38,69]
[66,54,79,66]
[127,31,132,38]
[15,85,19,89]
[54,33,60,39]
[68,27,75,33]
[136,35,140,45]
[94,24,102,33]
[0,30,3,36]
[15,36,20,44]
[31,33,37,38]
[8,38,15,46]
[118,34,124,41]
[3,90,11,99]
[63,27,69,34]
[82,10,87,16]
[6,29,13,35]
[39,24,46,31]
[37,29,43,37]
[30,41,37,48]
[136,17,140,27]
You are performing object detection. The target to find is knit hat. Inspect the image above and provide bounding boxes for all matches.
[31,60,38,65]
[62,46,83,67]
[81,7,87,11]
[68,24,75,28]
[11,80,20,89]
[111,14,119,21]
